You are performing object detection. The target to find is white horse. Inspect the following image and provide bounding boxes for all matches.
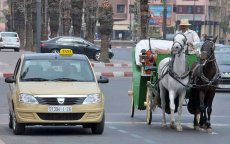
[158,33,189,131]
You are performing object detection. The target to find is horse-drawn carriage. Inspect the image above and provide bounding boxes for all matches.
[128,35,219,132]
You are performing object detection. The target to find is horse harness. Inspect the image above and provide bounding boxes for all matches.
[190,41,220,88]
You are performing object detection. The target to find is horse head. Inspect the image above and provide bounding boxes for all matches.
[200,36,218,63]
[171,33,187,55]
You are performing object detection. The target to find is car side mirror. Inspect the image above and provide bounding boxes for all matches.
[5,76,16,83]
[97,76,109,83]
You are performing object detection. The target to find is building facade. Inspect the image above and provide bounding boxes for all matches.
[98,0,134,40]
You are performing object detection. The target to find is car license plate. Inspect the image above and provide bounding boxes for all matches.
[218,84,230,89]
[48,106,72,112]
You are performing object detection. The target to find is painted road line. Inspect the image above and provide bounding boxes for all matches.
[106,113,230,118]
[130,134,143,139]
[144,139,156,144]
[0,62,10,66]
[117,129,129,134]
[108,126,118,130]
[105,121,230,127]
[0,139,5,144]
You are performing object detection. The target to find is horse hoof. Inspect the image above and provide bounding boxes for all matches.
[177,125,183,132]
[194,126,200,131]
[207,128,212,133]
[170,122,175,129]
[162,123,167,128]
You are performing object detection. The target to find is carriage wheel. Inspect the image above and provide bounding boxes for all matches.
[131,94,135,118]
[146,87,152,125]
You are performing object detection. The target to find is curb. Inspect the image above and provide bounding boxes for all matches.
[95,72,133,77]
[0,72,133,78]
[91,63,132,68]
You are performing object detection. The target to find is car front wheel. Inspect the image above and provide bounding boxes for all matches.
[12,110,25,135]
[91,113,104,134]
[93,51,100,61]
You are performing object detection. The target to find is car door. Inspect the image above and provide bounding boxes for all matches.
[72,38,87,55]
[8,58,21,112]
[56,37,75,52]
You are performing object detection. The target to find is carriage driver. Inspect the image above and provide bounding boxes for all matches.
[176,19,200,53]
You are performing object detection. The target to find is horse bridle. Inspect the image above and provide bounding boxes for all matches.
[200,40,216,65]
[171,33,187,55]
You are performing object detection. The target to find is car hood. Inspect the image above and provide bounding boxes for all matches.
[218,64,230,78]
[18,82,100,95]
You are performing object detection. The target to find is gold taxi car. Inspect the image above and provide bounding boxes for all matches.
[5,49,108,135]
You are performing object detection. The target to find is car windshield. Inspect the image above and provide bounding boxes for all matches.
[20,59,95,82]
[215,51,230,65]
[1,32,18,37]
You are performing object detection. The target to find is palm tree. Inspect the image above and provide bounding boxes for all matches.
[13,0,25,50]
[71,0,83,37]
[98,0,113,62]
[140,0,148,39]
[25,0,33,51]
[48,0,60,38]
[60,0,71,36]
[84,0,98,43]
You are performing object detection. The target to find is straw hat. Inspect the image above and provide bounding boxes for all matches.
[179,19,191,26]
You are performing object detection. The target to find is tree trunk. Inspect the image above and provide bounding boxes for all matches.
[84,0,98,43]
[98,0,113,63]
[13,0,25,50]
[100,34,110,62]
[71,0,83,37]
[25,0,33,51]
[41,0,48,40]
[60,0,71,36]
[48,0,60,38]
[140,0,148,40]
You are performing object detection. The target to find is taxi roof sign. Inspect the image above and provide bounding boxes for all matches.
[60,49,73,56]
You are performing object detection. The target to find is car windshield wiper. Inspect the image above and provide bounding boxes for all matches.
[22,78,50,81]
[51,78,80,81]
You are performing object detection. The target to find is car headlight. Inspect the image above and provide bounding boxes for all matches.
[83,93,101,104]
[19,94,38,104]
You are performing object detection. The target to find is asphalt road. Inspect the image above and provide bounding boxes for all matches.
[0,49,230,144]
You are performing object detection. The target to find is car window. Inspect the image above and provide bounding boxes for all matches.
[215,51,230,65]
[20,59,95,82]
[1,32,18,37]
[56,37,74,45]
[14,58,21,78]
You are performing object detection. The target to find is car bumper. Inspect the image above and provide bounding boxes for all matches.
[15,103,104,124]
[0,44,20,49]
[216,84,230,92]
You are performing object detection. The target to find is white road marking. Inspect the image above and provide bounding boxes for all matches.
[144,139,156,144]
[0,139,5,144]
[130,134,142,139]
[108,126,118,130]
[117,129,129,134]
[106,121,230,127]
[106,113,230,118]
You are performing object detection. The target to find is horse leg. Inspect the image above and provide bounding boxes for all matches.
[159,84,167,128]
[199,91,205,128]
[206,93,215,133]
[169,90,176,129]
[176,90,186,132]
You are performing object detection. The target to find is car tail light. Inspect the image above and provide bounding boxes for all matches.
[40,43,46,47]
[16,38,20,42]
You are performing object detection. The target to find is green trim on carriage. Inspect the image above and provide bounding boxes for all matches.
[132,48,151,110]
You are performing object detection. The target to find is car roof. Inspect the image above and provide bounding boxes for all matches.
[22,53,89,60]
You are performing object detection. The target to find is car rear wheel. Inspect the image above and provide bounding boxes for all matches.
[91,113,104,134]
[93,51,100,61]
[14,49,19,52]
[9,111,13,129]
[12,110,25,135]
[51,49,60,53]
